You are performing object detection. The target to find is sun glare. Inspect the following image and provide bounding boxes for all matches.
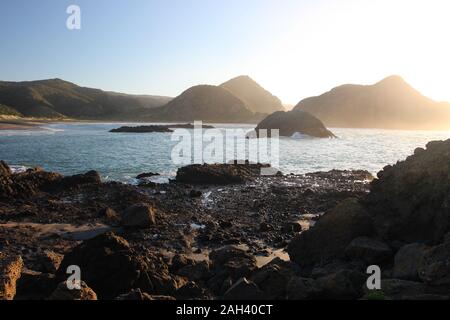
[247,0,450,104]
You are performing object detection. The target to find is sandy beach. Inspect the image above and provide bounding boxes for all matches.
[0,118,45,131]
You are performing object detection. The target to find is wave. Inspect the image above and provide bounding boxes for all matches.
[291,132,316,139]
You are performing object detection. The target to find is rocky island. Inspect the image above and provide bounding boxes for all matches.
[254,109,336,138]
[0,139,449,300]
[110,123,215,133]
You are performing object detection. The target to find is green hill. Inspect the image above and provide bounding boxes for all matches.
[0,79,172,120]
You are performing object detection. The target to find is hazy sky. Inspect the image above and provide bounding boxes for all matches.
[1,0,450,104]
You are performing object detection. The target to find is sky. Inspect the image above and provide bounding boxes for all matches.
[1,0,450,105]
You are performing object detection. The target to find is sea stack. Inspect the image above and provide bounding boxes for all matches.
[254,109,336,138]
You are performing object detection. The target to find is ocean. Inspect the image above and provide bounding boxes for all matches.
[0,122,449,183]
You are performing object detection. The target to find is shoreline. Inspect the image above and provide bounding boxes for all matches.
[1,117,450,132]
[0,139,449,300]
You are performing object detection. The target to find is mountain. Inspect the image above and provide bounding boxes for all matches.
[147,85,263,123]
[0,79,172,120]
[220,76,284,114]
[295,76,450,130]
[255,109,336,138]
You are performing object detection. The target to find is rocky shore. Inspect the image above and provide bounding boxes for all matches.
[0,139,449,300]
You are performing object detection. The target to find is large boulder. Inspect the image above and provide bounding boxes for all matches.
[121,204,157,228]
[176,260,212,282]
[313,269,366,300]
[56,233,173,299]
[249,259,298,300]
[0,167,62,199]
[176,162,271,185]
[207,245,257,294]
[344,237,392,265]
[418,239,450,286]
[286,270,366,300]
[15,269,57,300]
[287,198,373,268]
[49,281,98,300]
[393,243,428,280]
[254,109,336,138]
[48,170,101,191]
[30,250,63,274]
[366,140,450,244]
[0,254,23,300]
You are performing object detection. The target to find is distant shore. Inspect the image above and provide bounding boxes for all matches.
[0,118,45,131]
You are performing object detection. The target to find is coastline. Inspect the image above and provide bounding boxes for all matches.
[2,116,450,133]
[0,139,449,300]
[0,118,45,131]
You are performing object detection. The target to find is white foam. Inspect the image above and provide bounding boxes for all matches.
[291,132,314,139]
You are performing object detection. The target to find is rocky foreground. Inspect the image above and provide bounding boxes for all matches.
[0,139,449,300]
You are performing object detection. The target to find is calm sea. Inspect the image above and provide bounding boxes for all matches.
[0,122,448,183]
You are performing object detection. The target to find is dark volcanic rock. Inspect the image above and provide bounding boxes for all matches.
[287,269,366,300]
[31,250,63,274]
[418,238,450,286]
[15,269,57,300]
[121,204,157,228]
[176,162,271,185]
[0,166,102,200]
[393,243,428,281]
[249,259,298,299]
[254,109,336,138]
[109,123,214,133]
[136,172,160,179]
[366,140,450,244]
[208,245,257,294]
[344,237,392,265]
[49,281,97,300]
[0,167,62,199]
[56,233,156,299]
[176,260,212,282]
[52,170,102,190]
[314,269,366,300]
[110,124,215,133]
[287,198,373,268]
[110,125,172,133]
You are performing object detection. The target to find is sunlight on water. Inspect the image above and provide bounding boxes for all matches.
[0,123,449,183]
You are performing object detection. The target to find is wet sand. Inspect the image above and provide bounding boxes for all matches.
[0,119,44,131]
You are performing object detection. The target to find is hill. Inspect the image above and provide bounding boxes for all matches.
[148,85,264,123]
[220,76,284,114]
[295,76,450,130]
[0,79,172,120]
